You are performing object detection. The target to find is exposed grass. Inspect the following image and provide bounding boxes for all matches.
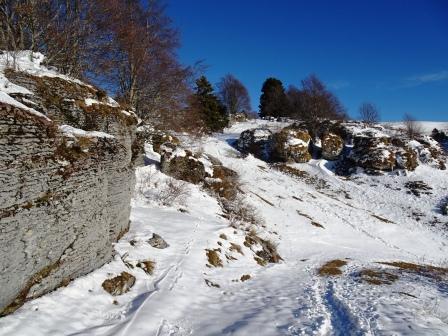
[254,256,268,266]
[318,259,348,276]
[377,261,448,281]
[229,243,244,255]
[136,260,155,275]
[206,249,223,267]
[244,231,282,265]
[359,269,399,285]
[273,163,330,190]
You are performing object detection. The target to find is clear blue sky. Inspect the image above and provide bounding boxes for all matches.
[166,0,448,121]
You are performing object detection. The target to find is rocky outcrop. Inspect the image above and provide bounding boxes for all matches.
[236,121,446,175]
[0,55,139,315]
[321,132,344,161]
[148,233,169,249]
[237,128,273,161]
[160,146,209,184]
[272,127,311,163]
[349,134,396,172]
[150,131,180,154]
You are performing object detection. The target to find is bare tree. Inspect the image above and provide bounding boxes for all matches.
[359,102,380,124]
[403,113,422,139]
[0,0,202,131]
[91,0,194,127]
[298,74,347,122]
[217,74,251,115]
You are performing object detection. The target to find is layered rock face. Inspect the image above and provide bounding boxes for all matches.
[0,54,139,315]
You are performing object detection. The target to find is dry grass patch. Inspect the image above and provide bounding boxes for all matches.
[378,261,448,281]
[318,259,348,276]
[244,232,282,265]
[102,272,136,296]
[359,269,399,285]
[229,243,244,255]
[136,260,155,275]
[273,163,330,190]
[254,256,268,266]
[206,249,223,267]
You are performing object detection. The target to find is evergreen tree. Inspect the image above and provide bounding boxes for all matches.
[194,76,228,133]
[259,77,289,118]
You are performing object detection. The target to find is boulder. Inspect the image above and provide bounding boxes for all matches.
[102,272,136,296]
[148,233,169,249]
[151,132,180,154]
[321,133,344,160]
[395,147,418,171]
[205,165,239,201]
[160,146,208,184]
[413,136,446,170]
[237,128,273,161]
[350,133,395,172]
[272,127,311,163]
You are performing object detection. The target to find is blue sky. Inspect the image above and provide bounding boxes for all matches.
[166,0,448,121]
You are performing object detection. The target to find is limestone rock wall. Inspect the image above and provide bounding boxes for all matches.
[0,71,140,315]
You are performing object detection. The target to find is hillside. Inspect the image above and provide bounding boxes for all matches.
[1,118,447,335]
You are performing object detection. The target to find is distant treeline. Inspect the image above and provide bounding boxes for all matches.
[1,0,383,134]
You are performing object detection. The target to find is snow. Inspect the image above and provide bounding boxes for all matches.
[287,136,309,147]
[1,119,448,335]
[59,125,115,139]
[253,128,273,139]
[0,91,49,120]
[384,121,448,134]
[0,51,88,86]
[0,52,51,120]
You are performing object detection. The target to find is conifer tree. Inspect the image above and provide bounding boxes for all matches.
[259,77,289,118]
[194,76,228,133]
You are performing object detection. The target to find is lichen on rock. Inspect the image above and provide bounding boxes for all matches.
[272,127,311,163]
[0,52,141,315]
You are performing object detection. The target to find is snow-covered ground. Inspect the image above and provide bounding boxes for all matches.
[1,120,448,335]
[383,121,448,135]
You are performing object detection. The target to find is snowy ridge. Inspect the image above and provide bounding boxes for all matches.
[0,120,447,335]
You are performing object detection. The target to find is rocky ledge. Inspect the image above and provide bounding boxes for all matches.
[0,52,141,315]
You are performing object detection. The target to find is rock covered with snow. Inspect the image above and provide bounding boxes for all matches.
[272,127,311,163]
[0,52,140,315]
[150,130,180,154]
[160,145,209,184]
[321,132,344,161]
[237,128,273,161]
[410,136,446,170]
[349,133,396,172]
[148,233,169,249]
